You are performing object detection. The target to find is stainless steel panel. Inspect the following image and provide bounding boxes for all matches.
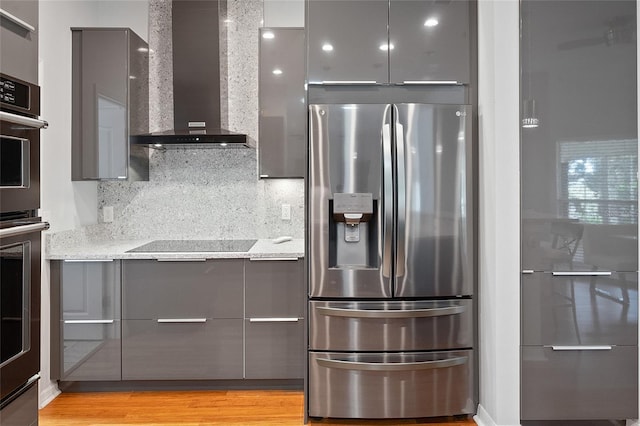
[306,0,388,84]
[0,380,38,426]
[309,104,392,298]
[121,319,243,380]
[521,272,637,346]
[245,319,304,379]
[245,259,304,317]
[394,104,473,298]
[61,321,121,381]
[122,259,243,320]
[0,0,38,85]
[521,345,638,420]
[520,0,637,272]
[389,0,471,84]
[259,28,306,178]
[309,299,473,351]
[308,350,474,418]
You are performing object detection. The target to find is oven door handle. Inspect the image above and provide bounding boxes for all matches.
[0,222,49,238]
[0,111,48,129]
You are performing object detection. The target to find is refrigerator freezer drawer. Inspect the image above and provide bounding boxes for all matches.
[309,299,473,351]
[308,350,475,419]
[521,345,638,420]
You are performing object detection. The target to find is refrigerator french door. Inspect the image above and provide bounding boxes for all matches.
[308,103,475,419]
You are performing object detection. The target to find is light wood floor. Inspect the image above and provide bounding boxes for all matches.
[39,390,477,426]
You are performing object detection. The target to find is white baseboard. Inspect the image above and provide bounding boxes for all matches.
[38,381,60,409]
[474,404,522,426]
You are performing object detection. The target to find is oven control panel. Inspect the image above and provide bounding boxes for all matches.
[1,76,30,110]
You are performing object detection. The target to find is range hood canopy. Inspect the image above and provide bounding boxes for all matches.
[131,0,250,148]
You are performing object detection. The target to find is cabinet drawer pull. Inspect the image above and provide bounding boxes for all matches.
[551,345,613,351]
[0,9,36,32]
[249,257,299,261]
[317,356,468,372]
[552,271,612,277]
[319,80,377,85]
[157,318,207,323]
[249,318,300,323]
[63,259,114,263]
[317,305,465,318]
[402,80,460,85]
[64,319,114,324]
[156,258,207,262]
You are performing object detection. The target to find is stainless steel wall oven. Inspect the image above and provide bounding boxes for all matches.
[0,72,48,411]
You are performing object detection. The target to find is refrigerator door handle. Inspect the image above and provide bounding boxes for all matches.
[316,305,466,318]
[382,112,393,279]
[316,356,468,371]
[395,114,406,279]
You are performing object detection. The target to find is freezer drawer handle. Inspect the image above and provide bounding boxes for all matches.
[316,305,465,319]
[316,356,468,371]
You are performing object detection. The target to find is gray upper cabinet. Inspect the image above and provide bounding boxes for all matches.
[306,0,388,84]
[520,1,638,272]
[0,0,38,84]
[389,0,471,84]
[306,0,471,85]
[259,28,306,178]
[71,28,149,181]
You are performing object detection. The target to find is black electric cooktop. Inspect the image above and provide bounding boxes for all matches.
[126,239,257,253]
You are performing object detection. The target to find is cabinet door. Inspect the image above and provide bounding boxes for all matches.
[259,28,306,178]
[121,319,243,380]
[58,260,122,381]
[521,346,638,420]
[122,259,243,320]
[245,319,304,379]
[521,272,637,346]
[307,0,388,84]
[0,0,38,84]
[389,0,470,84]
[245,258,304,317]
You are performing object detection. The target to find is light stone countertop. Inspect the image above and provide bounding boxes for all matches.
[46,237,304,260]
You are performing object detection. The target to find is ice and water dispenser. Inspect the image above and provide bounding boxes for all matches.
[329,193,378,269]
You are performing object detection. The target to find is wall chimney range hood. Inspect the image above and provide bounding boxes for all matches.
[131,0,251,148]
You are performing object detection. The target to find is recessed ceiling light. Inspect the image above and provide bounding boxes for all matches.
[379,43,395,51]
[272,69,283,75]
[424,18,439,27]
[322,43,334,52]
[262,31,275,39]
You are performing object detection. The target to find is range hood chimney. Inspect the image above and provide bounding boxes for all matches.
[132,0,250,148]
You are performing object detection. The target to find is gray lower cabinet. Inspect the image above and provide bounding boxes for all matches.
[259,27,306,178]
[51,260,122,381]
[245,258,304,379]
[0,0,38,84]
[521,346,638,420]
[0,381,38,426]
[71,27,149,181]
[121,259,244,380]
[121,319,243,380]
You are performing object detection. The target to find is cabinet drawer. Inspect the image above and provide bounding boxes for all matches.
[521,346,638,420]
[61,320,121,381]
[61,260,120,321]
[121,319,243,380]
[309,300,473,351]
[245,318,304,379]
[309,350,474,418]
[521,272,637,346]
[122,259,243,319]
[245,259,304,317]
[0,0,38,84]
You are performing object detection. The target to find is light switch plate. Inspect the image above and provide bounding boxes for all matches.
[281,204,291,220]
[103,206,114,223]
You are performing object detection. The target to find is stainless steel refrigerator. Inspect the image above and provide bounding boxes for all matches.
[307,103,475,419]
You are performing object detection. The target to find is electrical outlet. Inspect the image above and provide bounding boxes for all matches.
[103,206,114,223]
[281,204,291,221]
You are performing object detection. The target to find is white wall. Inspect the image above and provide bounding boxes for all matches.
[475,1,520,425]
[38,0,147,406]
[98,0,148,41]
